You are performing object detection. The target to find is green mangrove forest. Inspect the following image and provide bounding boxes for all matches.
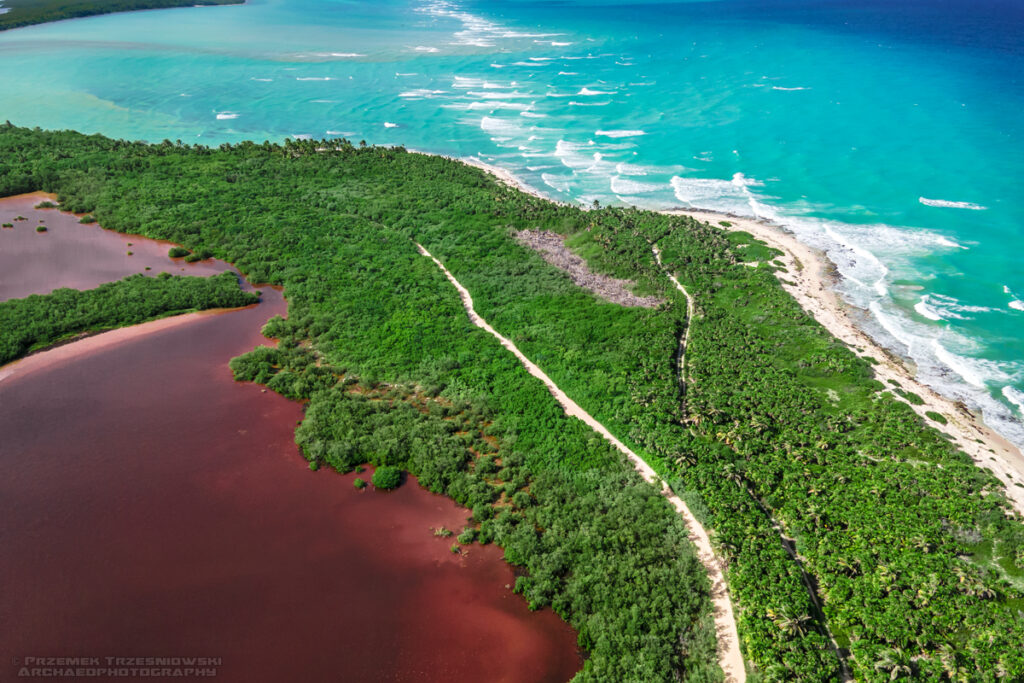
[0,271,257,365]
[0,0,241,32]
[2,123,1023,681]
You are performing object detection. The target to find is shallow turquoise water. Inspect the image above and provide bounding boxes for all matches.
[1,0,1022,445]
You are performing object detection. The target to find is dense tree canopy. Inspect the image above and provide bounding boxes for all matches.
[0,271,256,365]
[3,123,1023,681]
[0,0,240,32]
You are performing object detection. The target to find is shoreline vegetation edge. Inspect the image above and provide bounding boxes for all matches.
[455,154,1024,517]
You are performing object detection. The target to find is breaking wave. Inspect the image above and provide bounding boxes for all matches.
[919,197,987,210]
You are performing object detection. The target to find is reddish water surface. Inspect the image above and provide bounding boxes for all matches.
[0,192,231,300]
[0,200,582,682]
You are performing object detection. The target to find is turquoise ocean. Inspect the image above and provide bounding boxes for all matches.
[1,0,1022,447]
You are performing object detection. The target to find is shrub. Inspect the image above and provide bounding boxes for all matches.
[898,389,925,405]
[371,466,402,490]
[168,246,190,258]
[35,226,47,233]
[433,526,453,537]
[511,490,533,509]
[34,201,57,209]
[353,477,366,489]
[1,223,12,228]
[457,527,477,544]
[185,248,215,263]
[926,411,948,425]
[472,503,494,522]
[79,215,97,224]
[719,220,732,227]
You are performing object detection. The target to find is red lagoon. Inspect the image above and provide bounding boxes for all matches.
[0,192,231,300]
[0,197,582,682]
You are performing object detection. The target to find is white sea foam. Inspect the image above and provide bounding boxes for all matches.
[610,176,663,194]
[595,129,645,138]
[480,116,525,139]
[1004,386,1024,414]
[418,0,557,49]
[250,77,273,82]
[395,72,418,77]
[772,86,810,91]
[930,338,1014,389]
[325,130,354,136]
[296,77,335,81]
[615,162,652,176]
[557,71,579,76]
[383,122,398,128]
[215,112,239,120]
[578,87,616,96]
[1002,286,1024,311]
[452,76,483,88]
[935,236,967,249]
[541,172,574,194]
[670,173,762,214]
[413,46,439,52]
[741,206,1024,448]
[467,101,531,111]
[467,90,534,99]
[919,197,987,210]
[869,303,1015,392]
[520,111,547,118]
[914,296,944,321]
[399,89,448,99]
[569,100,612,107]
[292,134,313,140]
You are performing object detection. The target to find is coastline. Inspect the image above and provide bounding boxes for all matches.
[462,157,1024,516]
[0,310,211,384]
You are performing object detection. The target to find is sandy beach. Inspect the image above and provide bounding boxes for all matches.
[462,158,1024,516]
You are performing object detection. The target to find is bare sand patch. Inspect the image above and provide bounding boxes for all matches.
[666,207,1024,516]
[450,157,1024,517]
[515,229,664,308]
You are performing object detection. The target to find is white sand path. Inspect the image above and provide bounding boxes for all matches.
[664,208,1024,516]
[652,243,694,391]
[451,156,1024,516]
[416,242,746,683]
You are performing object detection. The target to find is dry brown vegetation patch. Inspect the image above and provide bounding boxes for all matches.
[515,229,664,308]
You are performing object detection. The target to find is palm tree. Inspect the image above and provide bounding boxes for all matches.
[874,648,913,680]
[766,608,811,637]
